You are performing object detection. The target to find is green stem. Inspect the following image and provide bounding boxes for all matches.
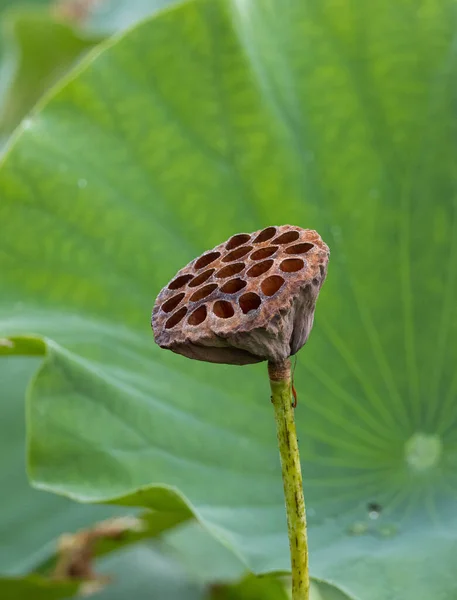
[268,359,309,600]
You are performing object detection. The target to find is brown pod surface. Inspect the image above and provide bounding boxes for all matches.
[151,225,329,365]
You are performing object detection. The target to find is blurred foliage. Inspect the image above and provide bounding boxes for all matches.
[0,0,179,146]
[80,0,180,35]
[0,10,100,144]
[0,0,49,12]
[210,575,289,600]
[0,576,77,600]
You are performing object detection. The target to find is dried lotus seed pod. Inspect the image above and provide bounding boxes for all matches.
[151,225,329,365]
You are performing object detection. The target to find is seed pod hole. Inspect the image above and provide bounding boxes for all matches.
[190,283,218,302]
[226,233,251,250]
[220,278,247,294]
[162,293,185,313]
[213,300,235,319]
[285,242,314,255]
[188,268,215,287]
[165,306,187,329]
[280,258,304,273]
[168,274,193,290]
[215,262,245,278]
[188,304,207,326]
[222,245,253,262]
[194,251,221,270]
[239,292,262,314]
[253,226,276,244]
[246,259,273,278]
[261,275,285,296]
[250,246,278,261]
[274,231,300,244]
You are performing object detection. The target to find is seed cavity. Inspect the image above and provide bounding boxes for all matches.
[222,245,253,262]
[188,305,207,325]
[285,242,314,255]
[190,283,218,302]
[239,292,262,314]
[246,259,273,278]
[226,233,251,250]
[253,227,276,244]
[213,300,235,319]
[194,251,220,270]
[165,307,187,329]
[220,278,247,294]
[162,293,185,313]
[280,258,304,273]
[261,275,285,296]
[168,274,193,290]
[250,246,278,261]
[215,262,245,278]
[188,269,215,287]
[274,231,300,244]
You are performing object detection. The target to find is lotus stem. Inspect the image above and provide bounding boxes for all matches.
[269,359,309,600]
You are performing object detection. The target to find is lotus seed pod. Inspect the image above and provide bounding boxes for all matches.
[151,225,329,365]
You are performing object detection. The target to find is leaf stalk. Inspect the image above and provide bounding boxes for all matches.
[269,359,309,600]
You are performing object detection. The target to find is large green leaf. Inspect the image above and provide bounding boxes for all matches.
[0,355,125,574]
[1,0,457,598]
[0,353,191,598]
[0,355,339,598]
